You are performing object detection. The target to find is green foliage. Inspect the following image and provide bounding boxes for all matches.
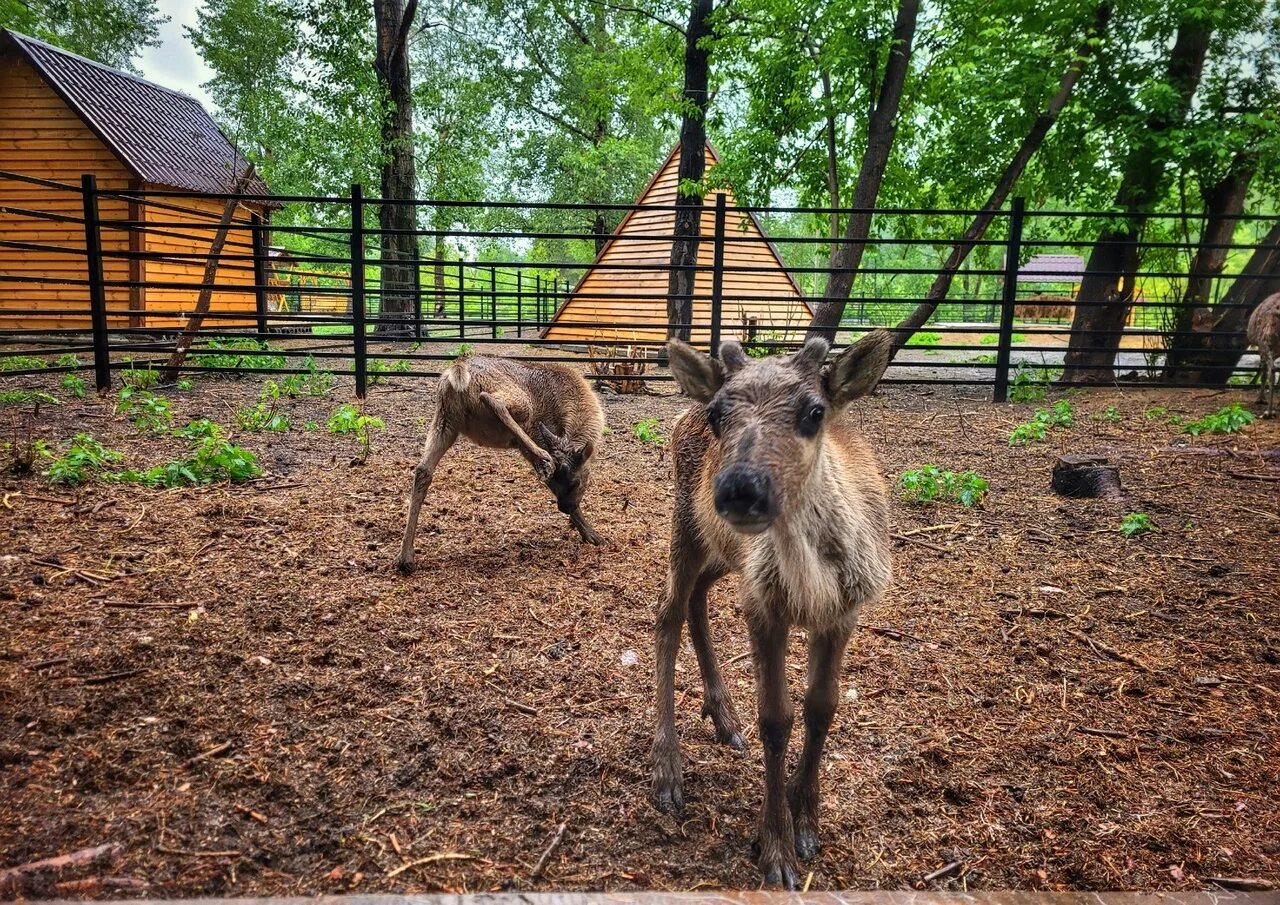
[449,343,475,360]
[120,365,159,388]
[1008,363,1060,403]
[1144,406,1169,420]
[116,386,172,433]
[1180,403,1255,436]
[1093,405,1123,423]
[191,338,287,373]
[905,332,942,347]
[176,378,195,391]
[45,433,123,485]
[1120,512,1156,538]
[897,466,989,507]
[56,354,80,368]
[1009,401,1073,446]
[968,353,998,365]
[267,364,335,399]
[0,355,46,372]
[367,358,412,385]
[2,0,166,72]
[327,403,384,464]
[632,417,663,445]
[61,373,88,399]
[114,438,261,488]
[0,390,59,406]
[173,419,224,440]
[236,403,291,432]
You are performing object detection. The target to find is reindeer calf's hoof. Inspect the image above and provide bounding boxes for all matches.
[651,754,683,813]
[760,857,800,890]
[794,826,821,861]
[394,556,416,575]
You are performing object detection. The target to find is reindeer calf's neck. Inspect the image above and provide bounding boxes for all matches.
[678,409,891,635]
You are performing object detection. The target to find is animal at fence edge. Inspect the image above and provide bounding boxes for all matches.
[396,356,606,572]
[1248,292,1280,419]
[651,330,894,889]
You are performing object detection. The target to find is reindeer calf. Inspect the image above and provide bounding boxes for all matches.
[1247,292,1280,418]
[396,356,606,573]
[652,331,894,888]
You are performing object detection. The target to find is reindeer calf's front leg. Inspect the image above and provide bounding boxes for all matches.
[752,616,799,889]
[788,629,848,861]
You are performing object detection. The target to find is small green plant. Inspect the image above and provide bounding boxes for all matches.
[176,377,194,391]
[173,418,224,440]
[632,417,664,445]
[191,338,287,373]
[115,438,261,487]
[120,365,159,388]
[980,333,1026,346]
[448,343,474,360]
[1093,405,1122,423]
[327,403,384,464]
[1144,406,1168,420]
[1008,362,1058,403]
[897,466,989,507]
[968,353,998,365]
[236,403,291,432]
[2,402,49,475]
[367,358,413,385]
[56,354,80,368]
[1120,512,1156,538]
[304,420,319,431]
[60,373,87,398]
[0,389,59,406]
[1009,401,1073,446]
[45,433,122,485]
[0,355,46,371]
[116,386,172,433]
[1180,403,1255,437]
[906,332,942,347]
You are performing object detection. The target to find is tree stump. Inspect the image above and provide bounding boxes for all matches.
[1052,454,1122,499]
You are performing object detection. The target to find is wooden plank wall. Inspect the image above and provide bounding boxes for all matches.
[0,54,132,330]
[543,148,811,345]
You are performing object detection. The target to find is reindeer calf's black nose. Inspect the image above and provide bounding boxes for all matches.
[715,468,774,520]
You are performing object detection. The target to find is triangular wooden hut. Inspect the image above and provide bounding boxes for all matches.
[541,143,812,345]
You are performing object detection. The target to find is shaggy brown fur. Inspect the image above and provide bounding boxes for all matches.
[1247,292,1280,418]
[651,331,894,889]
[395,356,606,572]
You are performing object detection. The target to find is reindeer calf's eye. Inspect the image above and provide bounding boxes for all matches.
[797,404,825,436]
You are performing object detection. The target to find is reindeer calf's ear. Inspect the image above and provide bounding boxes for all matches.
[667,339,723,402]
[825,329,893,407]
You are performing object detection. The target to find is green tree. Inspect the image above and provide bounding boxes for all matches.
[1,0,166,71]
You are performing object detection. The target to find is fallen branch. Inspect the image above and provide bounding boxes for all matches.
[1225,470,1280,482]
[1206,877,1276,892]
[531,821,568,880]
[54,876,149,893]
[67,668,146,686]
[186,740,233,765]
[999,607,1070,620]
[385,852,476,879]
[0,842,122,897]
[1066,629,1150,671]
[154,845,240,858]
[1076,725,1129,740]
[922,860,964,883]
[504,698,539,716]
[891,533,949,553]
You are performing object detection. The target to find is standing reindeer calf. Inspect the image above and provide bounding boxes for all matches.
[396,356,606,573]
[1247,292,1280,418]
[651,330,894,889]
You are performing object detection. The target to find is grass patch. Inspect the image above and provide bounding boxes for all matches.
[897,466,989,507]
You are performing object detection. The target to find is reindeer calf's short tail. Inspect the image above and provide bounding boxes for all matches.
[443,360,471,393]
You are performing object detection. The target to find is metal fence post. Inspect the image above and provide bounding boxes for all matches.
[535,273,542,327]
[993,196,1026,403]
[709,192,727,356]
[251,213,269,338]
[490,266,497,339]
[516,270,523,338]
[457,259,466,339]
[80,174,111,392]
[350,184,368,399]
[413,241,423,341]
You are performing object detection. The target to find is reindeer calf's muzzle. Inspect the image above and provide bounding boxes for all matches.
[714,466,777,533]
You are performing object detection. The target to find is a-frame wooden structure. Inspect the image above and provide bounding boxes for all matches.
[541,143,812,345]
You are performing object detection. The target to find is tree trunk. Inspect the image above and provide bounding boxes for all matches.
[806,0,919,343]
[1162,155,1256,380]
[373,0,418,338]
[1061,16,1212,383]
[892,2,1110,347]
[665,0,713,344]
[162,164,257,383]
[1157,221,1280,384]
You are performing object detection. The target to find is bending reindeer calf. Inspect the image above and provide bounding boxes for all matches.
[396,356,606,573]
[1247,291,1280,418]
[651,331,894,889]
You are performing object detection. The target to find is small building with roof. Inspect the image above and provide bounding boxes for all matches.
[0,29,275,331]
[541,142,812,345]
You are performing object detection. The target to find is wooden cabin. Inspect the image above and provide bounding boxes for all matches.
[0,29,275,331]
[541,143,812,345]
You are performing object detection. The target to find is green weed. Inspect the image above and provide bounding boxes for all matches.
[327,403,384,464]
[0,390,59,406]
[897,466,989,507]
[1009,401,1073,446]
[236,403,291,432]
[46,433,122,485]
[60,373,87,398]
[0,355,46,371]
[1120,512,1156,538]
[114,438,261,488]
[1180,403,1255,437]
[116,386,172,433]
[632,417,664,445]
[1093,406,1123,423]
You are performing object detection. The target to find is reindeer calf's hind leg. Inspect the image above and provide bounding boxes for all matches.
[479,392,554,478]
[687,572,745,749]
[395,425,457,574]
[651,545,705,813]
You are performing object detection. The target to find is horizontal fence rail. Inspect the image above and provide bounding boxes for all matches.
[0,169,1272,401]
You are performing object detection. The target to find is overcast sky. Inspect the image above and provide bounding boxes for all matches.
[135,1,215,110]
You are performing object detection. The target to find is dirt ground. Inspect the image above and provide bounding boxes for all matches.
[1,352,1278,898]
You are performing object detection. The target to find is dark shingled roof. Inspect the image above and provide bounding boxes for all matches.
[1018,253,1086,283]
[2,29,272,198]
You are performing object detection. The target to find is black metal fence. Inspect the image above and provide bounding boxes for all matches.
[0,168,1271,402]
